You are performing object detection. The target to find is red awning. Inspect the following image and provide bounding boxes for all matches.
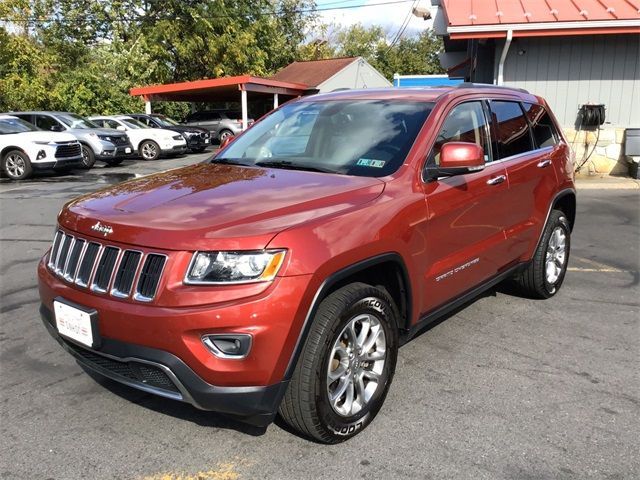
[441,0,640,38]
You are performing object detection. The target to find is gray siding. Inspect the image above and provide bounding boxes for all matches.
[497,34,639,127]
[318,58,391,93]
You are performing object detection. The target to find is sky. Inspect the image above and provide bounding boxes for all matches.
[315,0,435,37]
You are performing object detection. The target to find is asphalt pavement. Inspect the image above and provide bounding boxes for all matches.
[0,153,638,480]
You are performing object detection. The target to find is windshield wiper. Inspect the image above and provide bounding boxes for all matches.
[255,160,338,174]
[211,157,253,167]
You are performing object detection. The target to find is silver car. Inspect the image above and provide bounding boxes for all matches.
[182,110,254,143]
[10,112,134,168]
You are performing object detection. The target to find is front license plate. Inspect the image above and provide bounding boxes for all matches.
[204,139,210,144]
[125,147,132,154]
[54,300,95,347]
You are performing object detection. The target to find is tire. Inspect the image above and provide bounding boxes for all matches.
[80,144,96,169]
[139,140,160,161]
[2,150,33,180]
[218,129,233,143]
[279,282,399,443]
[515,209,571,299]
[104,158,124,167]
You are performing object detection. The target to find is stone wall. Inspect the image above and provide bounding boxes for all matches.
[563,127,631,177]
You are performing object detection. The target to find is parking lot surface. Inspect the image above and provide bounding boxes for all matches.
[1,154,638,480]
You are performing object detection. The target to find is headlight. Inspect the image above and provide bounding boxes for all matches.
[97,135,112,142]
[185,250,286,284]
[34,141,52,145]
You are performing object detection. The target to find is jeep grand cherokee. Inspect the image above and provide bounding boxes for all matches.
[38,85,576,443]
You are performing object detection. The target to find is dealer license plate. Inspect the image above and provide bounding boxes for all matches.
[54,300,94,347]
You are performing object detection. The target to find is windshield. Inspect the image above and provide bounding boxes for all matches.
[216,99,433,177]
[120,118,147,129]
[153,115,180,127]
[0,117,40,134]
[56,113,99,129]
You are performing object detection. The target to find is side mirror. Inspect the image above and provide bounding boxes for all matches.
[50,124,64,132]
[116,125,127,131]
[427,142,485,179]
[219,135,235,149]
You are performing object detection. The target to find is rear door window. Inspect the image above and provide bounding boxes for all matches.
[490,101,534,159]
[521,103,560,148]
[430,101,491,165]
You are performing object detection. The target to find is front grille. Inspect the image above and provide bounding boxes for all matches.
[55,142,81,159]
[200,132,210,139]
[64,340,180,393]
[47,229,166,302]
[113,136,128,145]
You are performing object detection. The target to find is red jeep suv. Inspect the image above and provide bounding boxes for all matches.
[38,85,576,443]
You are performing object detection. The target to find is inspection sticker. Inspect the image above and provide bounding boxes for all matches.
[357,158,386,168]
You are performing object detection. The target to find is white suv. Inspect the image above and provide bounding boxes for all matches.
[0,115,83,180]
[89,115,187,161]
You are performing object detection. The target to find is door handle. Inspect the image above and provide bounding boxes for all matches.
[486,175,506,185]
[537,159,552,168]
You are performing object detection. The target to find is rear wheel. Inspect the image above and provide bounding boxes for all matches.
[139,140,160,161]
[278,283,398,443]
[80,145,96,169]
[2,150,32,180]
[515,209,571,298]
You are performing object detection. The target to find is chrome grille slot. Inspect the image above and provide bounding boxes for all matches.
[112,251,142,298]
[91,247,120,293]
[48,231,64,268]
[47,230,166,302]
[63,239,85,281]
[134,254,166,301]
[55,143,81,158]
[76,242,101,287]
[55,235,73,273]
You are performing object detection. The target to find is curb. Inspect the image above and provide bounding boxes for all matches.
[576,179,640,190]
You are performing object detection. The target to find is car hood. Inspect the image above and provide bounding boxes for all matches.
[59,163,385,250]
[68,127,128,137]
[15,131,78,143]
[160,125,208,134]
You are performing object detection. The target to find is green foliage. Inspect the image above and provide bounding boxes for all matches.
[0,1,444,115]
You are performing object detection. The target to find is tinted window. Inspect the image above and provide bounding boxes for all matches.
[522,103,559,148]
[219,100,433,177]
[0,117,39,134]
[431,101,491,165]
[490,101,534,159]
[36,115,63,131]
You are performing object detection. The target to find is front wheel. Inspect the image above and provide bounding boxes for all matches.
[80,145,96,169]
[279,283,399,443]
[218,129,233,143]
[2,150,33,180]
[515,209,571,298]
[139,140,160,161]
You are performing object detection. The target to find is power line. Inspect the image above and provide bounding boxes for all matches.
[0,0,417,25]
[382,0,418,53]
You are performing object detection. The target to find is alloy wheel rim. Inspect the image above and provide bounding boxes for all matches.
[6,154,25,178]
[81,146,90,165]
[545,226,567,284]
[142,143,157,159]
[326,313,387,417]
[220,131,231,141]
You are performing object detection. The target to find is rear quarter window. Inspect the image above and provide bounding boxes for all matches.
[490,101,534,159]
[522,103,560,148]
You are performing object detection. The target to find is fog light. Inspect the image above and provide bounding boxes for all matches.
[36,150,46,160]
[202,334,252,359]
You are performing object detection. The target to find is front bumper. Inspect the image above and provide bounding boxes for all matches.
[32,155,83,170]
[186,135,211,150]
[96,143,134,160]
[40,304,287,426]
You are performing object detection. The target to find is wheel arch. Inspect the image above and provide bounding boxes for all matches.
[1,146,27,160]
[552,189,576,231]
[282,252,412,382]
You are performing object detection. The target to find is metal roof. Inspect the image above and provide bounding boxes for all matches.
[440,0,640,38]
[129,75,309,102]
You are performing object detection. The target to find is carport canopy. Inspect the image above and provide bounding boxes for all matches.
[130,75,309,130]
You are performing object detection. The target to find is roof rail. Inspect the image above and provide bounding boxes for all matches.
[453,82,530,94]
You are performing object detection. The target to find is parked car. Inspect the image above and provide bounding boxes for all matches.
[127,113,211,153]
[182,110,253,143]
[0,115,82,180]
[38,85,575,443]
[11,112,133,169]
[89,115,187,160]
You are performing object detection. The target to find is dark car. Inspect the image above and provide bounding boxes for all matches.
[182,110,254,143]
[38,85,575,443]
[128,114,211,153]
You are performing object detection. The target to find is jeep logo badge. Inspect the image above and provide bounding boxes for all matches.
[91,221,113,237]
